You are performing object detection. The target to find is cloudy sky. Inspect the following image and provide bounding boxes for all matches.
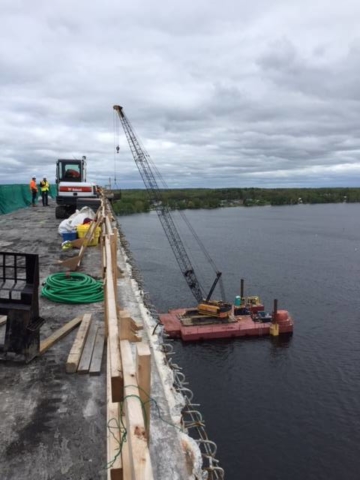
[1,0,360,188]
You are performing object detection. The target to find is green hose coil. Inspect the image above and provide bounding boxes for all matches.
[41,272,104,304]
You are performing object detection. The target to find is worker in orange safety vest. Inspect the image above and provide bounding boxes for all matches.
[29,176,38,207]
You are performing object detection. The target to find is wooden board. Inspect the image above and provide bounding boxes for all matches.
[40,316,83,355]
[120,339,153,479]
[107,344,123,480]
[89,326,105,375]
[119,310,142,342]
[0,315,7,327]
[105,236,124,401]
[66,314,92,373]
[136,343,151,439]
[77,321,99,374]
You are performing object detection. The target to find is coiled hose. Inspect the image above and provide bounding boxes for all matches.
[41,272,104,304]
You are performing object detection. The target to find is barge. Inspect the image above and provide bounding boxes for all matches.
[160,297,294,341]
[114,106,294,344]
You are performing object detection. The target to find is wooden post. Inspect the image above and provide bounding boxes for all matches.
[107,349,123,480]
[136,343,151,440]
[120,340,154,480]
[119,309,142,342]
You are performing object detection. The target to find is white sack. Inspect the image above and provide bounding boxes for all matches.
[57,207,96,235]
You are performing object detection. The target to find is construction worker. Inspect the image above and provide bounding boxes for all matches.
[29,176,38,207]
[40,176,50,206]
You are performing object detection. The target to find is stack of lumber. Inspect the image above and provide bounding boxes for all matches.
[39,314,106,375]
[66,314,106,375]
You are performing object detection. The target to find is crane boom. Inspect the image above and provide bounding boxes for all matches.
[113,104,205,304]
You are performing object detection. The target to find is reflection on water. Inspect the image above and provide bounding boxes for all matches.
[270,334,293,352]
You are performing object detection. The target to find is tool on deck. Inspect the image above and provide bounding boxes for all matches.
[0,252,45,363]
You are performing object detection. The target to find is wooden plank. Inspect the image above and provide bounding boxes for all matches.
[104,276,109,339]
[77,321,99,374]
[120,339,154,480]
[105,236,124,402]
[66,314,92,373]
[40,316,83,355]
[105,215,113,235]
[89,326,105,375]
[0,315,7,326]
[136,343,151,440]
[120,400,132,480]
[107,345,123,480]
[111,227,118,291]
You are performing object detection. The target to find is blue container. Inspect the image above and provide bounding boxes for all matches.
[62,231,77,242]
[234,295,241,306]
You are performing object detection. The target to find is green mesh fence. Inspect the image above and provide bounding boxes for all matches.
[0,184,57,215]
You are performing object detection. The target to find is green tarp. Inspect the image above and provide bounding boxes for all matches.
[0,184,57,215]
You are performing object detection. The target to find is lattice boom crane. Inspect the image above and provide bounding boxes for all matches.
[113,105,231,318]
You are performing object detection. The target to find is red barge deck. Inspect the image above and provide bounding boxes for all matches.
[160,308,294,341]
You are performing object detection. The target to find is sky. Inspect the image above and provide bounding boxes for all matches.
[1,0,360,189]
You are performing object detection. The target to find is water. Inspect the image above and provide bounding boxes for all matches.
[118,204,360,480]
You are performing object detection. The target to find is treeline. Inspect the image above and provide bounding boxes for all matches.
[112,187,360,215]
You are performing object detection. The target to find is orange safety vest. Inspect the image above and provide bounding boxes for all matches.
[30,180,37,191]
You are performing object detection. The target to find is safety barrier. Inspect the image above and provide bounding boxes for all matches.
[0,184,57,215]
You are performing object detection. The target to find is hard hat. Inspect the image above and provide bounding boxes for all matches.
[32,176,36,179]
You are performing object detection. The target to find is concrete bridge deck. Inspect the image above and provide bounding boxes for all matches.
[0,201,207,480]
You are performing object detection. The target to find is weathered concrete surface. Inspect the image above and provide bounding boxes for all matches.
[0,202,106,480]
[0,201,203,480]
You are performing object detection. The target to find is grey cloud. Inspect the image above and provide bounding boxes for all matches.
[1,1,360,188]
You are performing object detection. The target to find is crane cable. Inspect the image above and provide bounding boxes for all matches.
[41,272,104,304]
[150,158,219,274]
[116,108,225,300]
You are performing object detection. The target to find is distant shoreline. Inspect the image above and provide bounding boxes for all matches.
[112,187,359,215]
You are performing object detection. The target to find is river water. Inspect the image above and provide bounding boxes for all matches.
[118,204,360,480]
